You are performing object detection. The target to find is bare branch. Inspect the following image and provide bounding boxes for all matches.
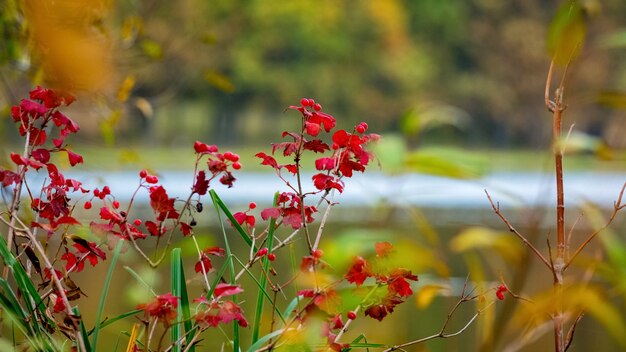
[484,190,552,269]
[565,182,626,270]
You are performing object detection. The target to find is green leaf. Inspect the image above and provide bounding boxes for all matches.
[404,147,488,178]
[252,193,279,343]
[246,329,285,352]
[92,239,124,350]
[210,191,241,351]
[0,237,55,331]
[210,189,254,248]
[75,307,92,352]
[547,0,587,66]
[171,248,194,352]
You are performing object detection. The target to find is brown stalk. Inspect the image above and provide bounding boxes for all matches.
[546,59,567,352]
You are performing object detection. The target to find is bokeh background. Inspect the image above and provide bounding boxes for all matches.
[2,0,626,351]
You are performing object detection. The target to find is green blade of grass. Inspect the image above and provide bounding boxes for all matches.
[246,329,285,352]
[209,189,255,249]
[88,309,143,334]
[0,236,55,332]
[281,296,301,321]
[74,307,92,352]
[91,239,124,350]
[206,260,229,300]
[210,190,240,352]
[124,266,157,296]
[171,248,194,352]
[232,256,285,324]
[0,278,30,332]
[252,193,279,343]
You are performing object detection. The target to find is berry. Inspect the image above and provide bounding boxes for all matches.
[268,253,276,261]
[232,162,241,170]
[312,249,324,258]
[249,202,257,209]
[133,219,142,226]
[356,122,368,134]
[145,175,159,184]
[224,151,239,162]
[313,103,322,111]
[139,169,148,178]
[347,311,357,320]
[332,143,339,150]
[300,98,310,107]
[496,291,505,300]
[257,247,268,257]
[102,186,111,195]
[112,200,120,209]
[93,189,101,197]
[83,201,92,210]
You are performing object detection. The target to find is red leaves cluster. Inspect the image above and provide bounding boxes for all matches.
[4,88,87,242]
[137,292,179,325]
[345,242,419,321]
[193,141,240,189]
[194,283,248,328]
[261,192,317,229]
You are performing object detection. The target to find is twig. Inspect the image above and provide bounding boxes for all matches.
[565,182,626,270]
[383,301,493,351]
[312,191,335,251]
[564,312,584,352]
[484,190,552,269]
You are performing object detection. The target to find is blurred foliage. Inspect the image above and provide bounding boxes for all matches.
[1,0,626,149]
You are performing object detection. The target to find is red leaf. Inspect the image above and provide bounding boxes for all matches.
[193,170,209,195]
[32,149,51,163]
[345,257,372,286]
[303,140,330,153]
[312,173,344,192]
[283,164,298,174]
[255,152,278,169]
[375,242,394,257]
[203,246,226,256]
[195,256,213,273]
[260,207,281,220]
[180,222,193,236]
[214,283,244,298]
[315,157,336,171]
[66,150,83,166]
[56,216,81,226]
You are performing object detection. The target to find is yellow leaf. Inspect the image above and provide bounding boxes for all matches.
[204,70,235,93]
[415,284,446,309]
[514,284,626,347]
[450,227,523,264]
[117,75,135,102]
[547,1,587,66]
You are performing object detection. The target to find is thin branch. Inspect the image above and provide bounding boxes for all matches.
[383,301,493,351]
[312,191,335,251]
[484,190,552,269]
[545,60,556,112]
[565,182,626,270]
[564,312,584,352]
